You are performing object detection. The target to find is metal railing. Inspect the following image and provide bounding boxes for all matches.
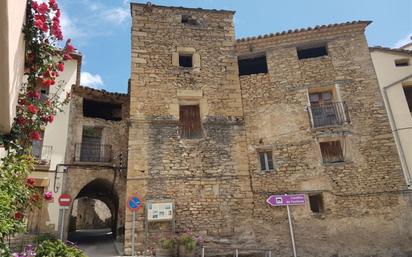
[74,143,112,163]
[31,145,53,166]
[308,101,349,128]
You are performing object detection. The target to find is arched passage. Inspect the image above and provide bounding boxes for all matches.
[68,178,119,240]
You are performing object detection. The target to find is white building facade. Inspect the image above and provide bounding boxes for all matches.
[370,45,412,188]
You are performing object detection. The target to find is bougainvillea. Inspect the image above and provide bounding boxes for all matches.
[0,0,75,255]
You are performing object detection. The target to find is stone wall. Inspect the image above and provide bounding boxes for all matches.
[126,3,412,257]
[237,23,412,256]
[63,86,129,239]
[127,3,253,255]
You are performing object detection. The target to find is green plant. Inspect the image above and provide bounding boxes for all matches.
[35,240,86,257]
[35,233,57,244]
[158,237,177,250]
[177,234,197,252]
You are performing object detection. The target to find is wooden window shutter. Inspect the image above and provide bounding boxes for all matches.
[320,141,344,163]
[180,105,201,138]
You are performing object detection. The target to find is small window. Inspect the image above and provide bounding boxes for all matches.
[181,15,190,24]
[403,86,412,112]
[238,55,268,76]
[309,194,324,213]
[297,45,328,60]
[181,15,198,25]
[319,141,344,163]
[179,105,201,139]
[258,151,274,171]
[179,54,193,68]
[40,88,49,101]
[395,59,410,67]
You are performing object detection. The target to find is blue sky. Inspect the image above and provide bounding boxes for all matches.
[59,0,412,93]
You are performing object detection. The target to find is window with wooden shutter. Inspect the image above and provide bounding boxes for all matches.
[403,86,412,113]
[179,105,201,139]
[319,141,344,163]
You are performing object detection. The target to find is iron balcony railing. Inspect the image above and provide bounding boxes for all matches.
[74,143,112,163]
[308,101,349,128]
[32,145,53,166]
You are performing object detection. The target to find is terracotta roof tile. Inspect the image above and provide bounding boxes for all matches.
[236,20,372,43]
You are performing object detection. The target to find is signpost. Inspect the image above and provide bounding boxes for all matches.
[267,194,306,257]
[58,194,72,240]
[127,194,143,257]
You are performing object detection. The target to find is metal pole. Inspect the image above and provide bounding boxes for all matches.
[235,249,238,257]
[60,208,65,240]
[268,250,272,257]
[202,247,205,257]
[132,212,136,257]
[286,205,297,257]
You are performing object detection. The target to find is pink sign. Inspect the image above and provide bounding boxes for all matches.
[267,194,306,206]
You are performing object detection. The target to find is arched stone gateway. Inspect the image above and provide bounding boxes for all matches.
[69,178,119,235]
[62,166,126,242]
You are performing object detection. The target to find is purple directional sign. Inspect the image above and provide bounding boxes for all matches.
[267,194,306,206]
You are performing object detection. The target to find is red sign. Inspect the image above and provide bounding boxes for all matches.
[127,194,143,212]
[58,194,72,207]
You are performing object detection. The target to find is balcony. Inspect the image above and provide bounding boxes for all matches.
[31,145,52,166]
[74,143,112,163]
[308,101,349,128]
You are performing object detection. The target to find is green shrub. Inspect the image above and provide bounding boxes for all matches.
[35,240,86,257]
[177,234,197,252]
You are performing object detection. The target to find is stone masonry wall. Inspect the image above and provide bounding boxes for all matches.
[126,4,253,255]
[237,24,412,257]
[63,86,129,239]
[127,3,412,257]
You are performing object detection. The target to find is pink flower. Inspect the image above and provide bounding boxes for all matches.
[57,62,64,72]
[15,116,26,126]
[26,178,36,187]
[14,212,23,221]
[27,104,38,114]
[49,0,58,10]
[32,1,39,10]
[63,53,72,60]
[34,19,44,30]
[29,131,42,141]
[41,79,54,87]
[37,3,49,15]
[44,191,53,201]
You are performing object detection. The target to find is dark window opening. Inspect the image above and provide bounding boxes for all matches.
[320,141,344,164]
[403,86,412,112]
[181,15,190,23]
[79,127,111,162]
[395,59,410,67]
[40,88,49,101]
[259,151,274,171]
[179,54,193,68]
[83,99,122,121]
[181,15,199,25]
[179,105,201,139]
[297,46,328,60]
[238,55,268,76]
[309,194,324,213]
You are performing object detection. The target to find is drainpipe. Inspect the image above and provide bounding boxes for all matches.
[382,73,412,187]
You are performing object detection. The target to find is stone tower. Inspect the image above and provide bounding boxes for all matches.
[126,3,253,254]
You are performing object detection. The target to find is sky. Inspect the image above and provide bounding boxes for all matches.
[58,0,412,93]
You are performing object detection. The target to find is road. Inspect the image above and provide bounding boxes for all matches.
[68,228,120,257]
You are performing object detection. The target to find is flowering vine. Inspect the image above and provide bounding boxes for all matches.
[0,0,75,255]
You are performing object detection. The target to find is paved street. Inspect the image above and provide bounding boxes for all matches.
[68,229,120,257]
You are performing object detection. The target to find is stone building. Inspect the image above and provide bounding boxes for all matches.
[370,46,412,189]
[126,3,412,257]
[62,85,129,239]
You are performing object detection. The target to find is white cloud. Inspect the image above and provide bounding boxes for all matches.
[103,7,129,25]
[81,72,104,89]
[61,11,86,40]
[394,32,412,48]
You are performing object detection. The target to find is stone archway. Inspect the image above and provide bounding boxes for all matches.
[68,178,119,237]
